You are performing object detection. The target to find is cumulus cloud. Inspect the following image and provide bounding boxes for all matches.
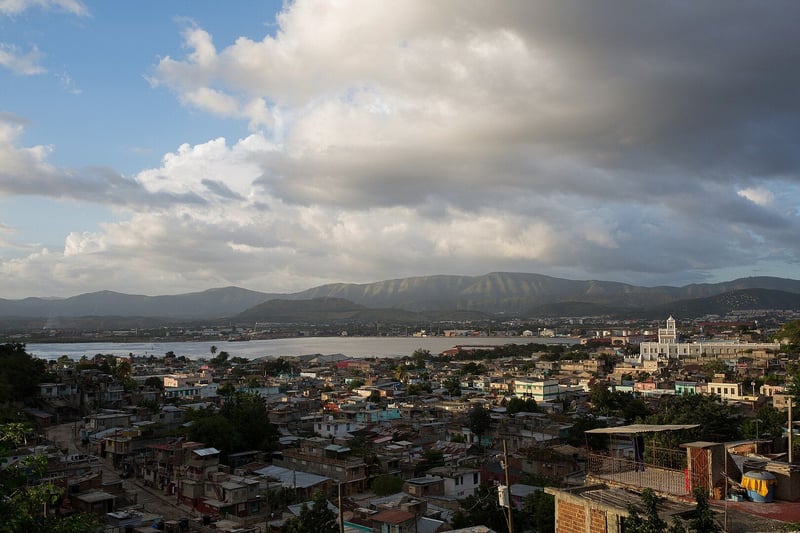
[738,187,775,207]
[0,43,45,75]
[2,0,800,297]
[0,114,204,206]
[0,0,87,16]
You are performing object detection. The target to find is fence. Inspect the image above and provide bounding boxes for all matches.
[587,446,689,497]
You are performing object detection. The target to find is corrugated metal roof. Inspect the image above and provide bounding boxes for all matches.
[585,424,699,434]
[192,447,221,456]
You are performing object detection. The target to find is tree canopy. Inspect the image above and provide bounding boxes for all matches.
[467,404,492,443]
[644,393,743,443]
[0,343,46,409]
[451,483,509,533]
[1,423,101,533]
[775,320,800,349]
[187,391,278,460]
[505,397,538,415]
[283,491,337,533]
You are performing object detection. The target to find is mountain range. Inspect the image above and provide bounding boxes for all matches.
[1,272,799,323]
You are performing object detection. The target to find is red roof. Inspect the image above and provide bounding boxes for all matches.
[371,509,415,524]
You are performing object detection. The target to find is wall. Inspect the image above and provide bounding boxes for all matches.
[547,486,624,533]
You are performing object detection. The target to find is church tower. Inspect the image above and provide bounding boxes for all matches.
[658,315,678,344]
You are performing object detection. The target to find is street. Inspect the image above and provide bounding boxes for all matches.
[47,421,197,523]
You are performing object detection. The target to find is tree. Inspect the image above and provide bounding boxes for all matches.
[565,415,608,449]
[774,320,800,348]
[217,382,236,396]
[220,392,279,451]
[467,404,492,445]
[742,405,788,439]
[451,483,510,533]
[144,376,164,390]
[187,392,278,460]
[688,487,721,532]
[371,474,404,496]
[209,350,230,368]
[347,378,365,390]
[461,362,486,375]
[416,449,444,475]
[521,490,555,533]
[443,377,461,397]
[645,394,743,443]
[0,343,46,407]
[588,383,614,414]
[283,491,337,533]
[412,348,430,369]
[114,360,132,381]
[588,384,650,423]
[623,488,667,533]
[393,364,407,383]
[1,424,102,533]
[702,360,727,376]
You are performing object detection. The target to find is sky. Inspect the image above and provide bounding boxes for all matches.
[1,0,799,299]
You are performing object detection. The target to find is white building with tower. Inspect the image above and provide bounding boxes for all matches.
[632,316,780,364]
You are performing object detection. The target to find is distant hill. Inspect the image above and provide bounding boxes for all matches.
[524,301,631,318]
[235,297,489,324]
[0,272,799,321]
[0,287,277,319]
[290,272,800,313]
[649,288,800,318]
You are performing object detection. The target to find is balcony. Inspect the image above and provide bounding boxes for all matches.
[587,446,689,498]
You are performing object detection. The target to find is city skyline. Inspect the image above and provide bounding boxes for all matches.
[1,1,799,299]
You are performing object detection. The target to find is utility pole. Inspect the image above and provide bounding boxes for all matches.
[338,482,345,533]
[503,439,514,533]
[790,400,794,464]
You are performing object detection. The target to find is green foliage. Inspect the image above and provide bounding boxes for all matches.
[520,490,555,533]
[623,488,667,533]
[743,405,786,440]
[217,382,236,396]
[412,348,430,369]
[596,353,618,374]
[136,399,161,414]
[701,359,728,376]
[451,483,509,533]
[0,423,101,533]
[415,449,445,475]
[0,343,46,408]
[209,350,230,368]
[467,404,492,441]
[143,376,164,390]
[565,415,608,449]
[114,360,132,381]
[688,487,720,532]
[442,377,461,397]
[371,474,404,496]
[775,320,800,349]
[262,357,298,377]
[785,361,800,404]
[644,394,743,442]
[461,362,486,375]
[187,392,278,460]
[347,378,365,390]
[588,384,650,422]
[406,382,432,396]
[283,491,337,533]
